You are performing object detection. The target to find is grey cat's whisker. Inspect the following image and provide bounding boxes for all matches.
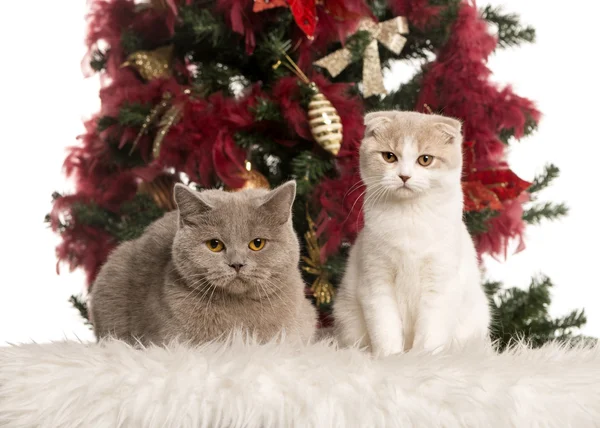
[260,282,276,317]
[260,278,294,316]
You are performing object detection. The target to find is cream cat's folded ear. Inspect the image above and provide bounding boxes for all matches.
[173,183,213,227]
[434,115,462,144]
[364,111,398,137]
[260,181,296,225]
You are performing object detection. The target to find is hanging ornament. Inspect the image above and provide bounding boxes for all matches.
[302,210,334,306]
[152,105,183,159]
[273,53,342,155]
[138,173,179,211]
[121,45,174,81]
[129,93,173,155]
[129,90,190,159]
[314,17,409,98]
[253,0,317,39]
[227,160,271,191]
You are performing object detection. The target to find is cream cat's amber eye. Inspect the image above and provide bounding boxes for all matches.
[382,152,397,163]
[418,155,434,166]
[248,238,266,251]
[206,239,224,252]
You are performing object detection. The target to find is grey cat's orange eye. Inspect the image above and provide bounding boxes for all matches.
[248,238,266,251]
[206,239,224,252]
[418,155,434,166]
[382,152,397,163]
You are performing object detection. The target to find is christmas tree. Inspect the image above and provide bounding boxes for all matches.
[49,0,587,350]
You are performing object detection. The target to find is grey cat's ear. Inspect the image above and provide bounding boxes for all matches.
[259,181,296,225]
[173,184,213,227]
[364,111,396,138]
[435,116,462,143]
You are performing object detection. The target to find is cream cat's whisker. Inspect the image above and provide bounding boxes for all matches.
[343,176,381,201]
[342,183,382,225]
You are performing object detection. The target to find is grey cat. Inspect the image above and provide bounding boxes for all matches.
[90,180,317,346]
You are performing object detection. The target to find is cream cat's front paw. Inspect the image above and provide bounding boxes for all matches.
[371,340,404,358]
[412,330,448,355]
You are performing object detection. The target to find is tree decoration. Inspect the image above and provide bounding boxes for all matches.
[130,93,173,155]
[152,105,183,159]
[274,54,343,155]
[130,90,190,159]
[227,160,270,191]
[461,141,531,212]
[314,17,409,97]
[121,45,174,81]
[253,0,317,39]
[302,211,334,306]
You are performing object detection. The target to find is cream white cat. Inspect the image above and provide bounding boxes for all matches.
[334,111,490,357]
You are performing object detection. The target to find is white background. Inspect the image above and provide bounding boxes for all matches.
[1,0,598,344]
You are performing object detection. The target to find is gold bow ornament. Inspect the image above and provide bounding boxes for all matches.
[313,17,409,98]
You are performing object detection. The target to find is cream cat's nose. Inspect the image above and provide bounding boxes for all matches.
[399,175,411,183]
[229,263,245,273]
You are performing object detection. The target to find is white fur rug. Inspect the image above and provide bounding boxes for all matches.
[1,337,599,428]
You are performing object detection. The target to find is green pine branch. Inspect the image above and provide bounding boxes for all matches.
[489,275,587,350]
[483,280,503,299]
[90,49,108,72]
[291,151,334,196]
[121,29,147,56]
[346,30,374,63]
[498,115,538,144]
[118,103,152,128]
[481,5,536,48]
[528,164,560,194]
[97,116,118,132]
[69,194,165,243]
[193,62,248,96]
[523,202,568,225]
[251,98,283,122]
[176,6,228,48]
[69,294,91,326]
[371,72,422,111]
[465,209,500,236]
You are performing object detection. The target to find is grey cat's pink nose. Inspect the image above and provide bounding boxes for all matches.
[229,263,245,273]
[399,175,411,183]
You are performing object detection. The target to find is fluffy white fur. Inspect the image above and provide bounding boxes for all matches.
[1,337,600,428]
[334,111,490,356]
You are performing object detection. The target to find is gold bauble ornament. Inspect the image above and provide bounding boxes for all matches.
[227,160,270,191]
[302,210,334,306]
[138,173,178,211]
[121,45,173,81]
[307,83,342,156]
[273,52,343,156]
